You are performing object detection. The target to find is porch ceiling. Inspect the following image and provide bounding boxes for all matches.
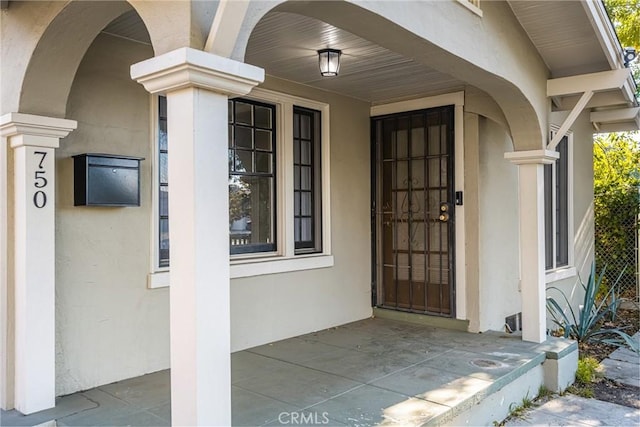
[104,5,637,129]
[507,0,612,79]
[245,12,465,104]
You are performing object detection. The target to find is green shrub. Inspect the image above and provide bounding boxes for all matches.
[575,357,600,384]
[547,263,639,353]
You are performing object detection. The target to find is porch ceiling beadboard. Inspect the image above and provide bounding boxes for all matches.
[244,12,465,103]
[104,7,633,112]
[507,0,610,78]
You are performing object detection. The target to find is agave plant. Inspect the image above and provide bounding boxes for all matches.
[547,263,639,353]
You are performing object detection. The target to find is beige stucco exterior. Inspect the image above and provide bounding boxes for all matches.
[1,0,636,420]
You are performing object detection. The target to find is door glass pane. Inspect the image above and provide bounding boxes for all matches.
[396,129,408,158]
[428,125,441,155]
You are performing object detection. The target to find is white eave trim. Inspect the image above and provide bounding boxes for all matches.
[591,107,640,132]
[547,69,635,149]
[582,0,638,103]
[547,69,630,97]
[590,107,640,123]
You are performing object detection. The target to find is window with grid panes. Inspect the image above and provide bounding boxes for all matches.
[293,107,322,253]
[158,96,169,267]
[544,135,569,270]
[228,99,277,254]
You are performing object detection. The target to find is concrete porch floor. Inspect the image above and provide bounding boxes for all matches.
[2,317,553,427]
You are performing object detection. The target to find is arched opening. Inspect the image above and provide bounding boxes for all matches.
[233,0,546,152]
[52,6,168,397]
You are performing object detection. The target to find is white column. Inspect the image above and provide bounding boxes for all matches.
[131,48,263,426]
[0,113,76,414]
[505,150,558,343]
[0,130,8,410]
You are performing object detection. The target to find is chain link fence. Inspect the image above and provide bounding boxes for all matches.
[594,187,640,303]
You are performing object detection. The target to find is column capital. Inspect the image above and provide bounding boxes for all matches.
[130,47,264,96]
[504,149,559,165]
[0,113,77,149]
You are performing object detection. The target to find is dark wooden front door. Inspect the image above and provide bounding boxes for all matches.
[372,106,455,316]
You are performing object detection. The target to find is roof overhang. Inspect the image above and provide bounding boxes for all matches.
[509,0,639,134]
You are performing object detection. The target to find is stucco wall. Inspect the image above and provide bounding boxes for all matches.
[55,33,168,396]
[545,110,594,324]
[231,76,373,351]
[53,34,372,394]
[477,117,521,332]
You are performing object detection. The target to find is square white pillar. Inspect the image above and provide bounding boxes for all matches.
[0,113,76,414]
[505,149,558,343]
[132,48,263,426]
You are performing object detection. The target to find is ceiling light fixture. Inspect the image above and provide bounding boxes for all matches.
[318,48,341,77]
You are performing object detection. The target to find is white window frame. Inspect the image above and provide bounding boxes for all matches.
[545,126,576,283]
[148,89,333,288]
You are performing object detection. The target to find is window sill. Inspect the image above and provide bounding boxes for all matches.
[148,269,170,289]
[231,254,334,278]
[147,254,334,288]
[545,266,577,284]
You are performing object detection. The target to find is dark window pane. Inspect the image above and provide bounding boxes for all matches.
[159,218,170,267]
[544,163,553,270]
[294,138,300,163]
[228,125,233,148]
[228,100,233,122]
[255,130,272,151]
[228,150,235,172]
[301,114,311,139]
[301,141,311,165]
[255,152,272,173]
[159,96,167,118]
[294,192,300,216]
[301,192,311,216]
[294,218,301,242]
[159,152,168,184]
[159,185,169,217]
[235,126,252,149]
[301,166,311,190]
[294,165,300,190]
[159,121,168,151]
[255,105,272,129]
[235,102,252,125]
[236,150,253,172]
[301,218,312,241]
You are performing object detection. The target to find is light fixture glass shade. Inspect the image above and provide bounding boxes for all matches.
[318,48,341,77]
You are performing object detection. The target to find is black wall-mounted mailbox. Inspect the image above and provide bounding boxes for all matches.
[73,154,144,207]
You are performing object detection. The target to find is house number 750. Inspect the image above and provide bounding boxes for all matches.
[33,151,48,208]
